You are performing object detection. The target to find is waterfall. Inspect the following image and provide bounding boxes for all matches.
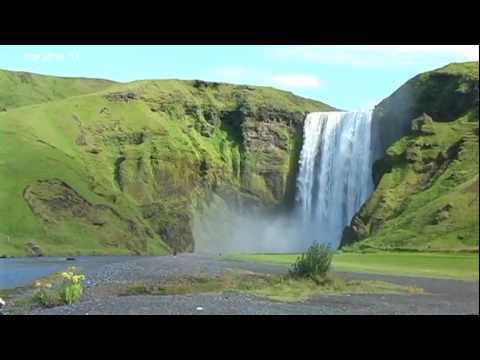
[295,111,374,249]
[195,110,375,254]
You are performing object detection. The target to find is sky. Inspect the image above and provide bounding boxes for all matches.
[0,45,478,110]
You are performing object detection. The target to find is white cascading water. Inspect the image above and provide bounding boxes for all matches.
[295,111,374,249]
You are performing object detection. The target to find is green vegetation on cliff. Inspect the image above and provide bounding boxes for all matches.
[343,61,479,251]
[0,71,334,256]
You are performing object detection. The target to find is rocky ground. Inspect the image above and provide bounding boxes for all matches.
[2,254,478,315]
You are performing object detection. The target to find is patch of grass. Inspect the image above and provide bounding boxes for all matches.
[250,277,423,302]
[118,270,424,303]
[225,251,479,281]
[225,253,300,265]
[119,271,260,296]
[436,62,479,80]
[31,288,63,308]
[0,69,116,110]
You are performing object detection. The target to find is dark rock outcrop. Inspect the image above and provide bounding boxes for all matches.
[105,92,138,102]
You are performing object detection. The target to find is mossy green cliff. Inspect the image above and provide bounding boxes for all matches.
[0,71,334,256]
[342,62,479,251]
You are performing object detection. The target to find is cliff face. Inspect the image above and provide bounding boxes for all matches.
[0,73,334,256]
[371,62,479,161]
[342,62,479,251]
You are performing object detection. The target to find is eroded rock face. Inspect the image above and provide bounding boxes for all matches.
[23,179,152,254]
[142,202,193,253]
[243,121,289,152]
[237,108,305,206]
[24,180,92,221]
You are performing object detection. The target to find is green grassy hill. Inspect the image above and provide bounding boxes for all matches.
[0,73,333,256]
[342,62,479,251]
[0,69,116,110]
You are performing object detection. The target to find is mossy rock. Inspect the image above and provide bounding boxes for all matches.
[411,113,435,135]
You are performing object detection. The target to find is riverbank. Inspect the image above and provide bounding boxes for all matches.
[1,254,478,315]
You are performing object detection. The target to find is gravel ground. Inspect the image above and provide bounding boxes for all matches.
[4,253,477,315]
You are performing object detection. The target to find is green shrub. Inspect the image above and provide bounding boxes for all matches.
[32,288,62,308]
[289,243,333,283]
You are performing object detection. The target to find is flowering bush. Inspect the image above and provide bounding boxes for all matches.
[59,270,86,305]
[31,267,86,307]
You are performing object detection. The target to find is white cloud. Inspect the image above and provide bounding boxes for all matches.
[212,66,323,90]
[267,45,479,68]
[270,74,322,89]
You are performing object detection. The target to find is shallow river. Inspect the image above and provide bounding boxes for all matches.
[0,256,133,289]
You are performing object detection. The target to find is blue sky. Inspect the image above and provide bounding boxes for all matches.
[0,45,478,110]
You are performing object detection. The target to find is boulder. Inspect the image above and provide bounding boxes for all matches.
[433,210,450,224]
[75,133,88,146]
[25,242,44,257]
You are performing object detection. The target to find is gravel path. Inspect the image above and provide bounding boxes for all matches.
[6,253,477,315]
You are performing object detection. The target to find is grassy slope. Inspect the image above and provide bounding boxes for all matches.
[0,69,116,109]
[344,62,479,251]
[0,74,332,256]
[225,252,479,281]
[436,61,479,79]
[366,115,478,249]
